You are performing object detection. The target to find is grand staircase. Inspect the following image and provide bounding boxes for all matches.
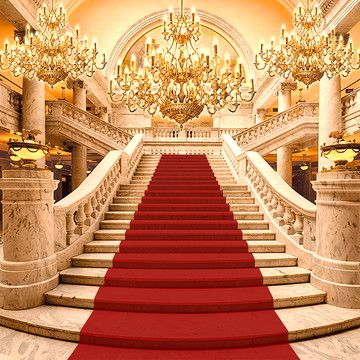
[1,154,360,359]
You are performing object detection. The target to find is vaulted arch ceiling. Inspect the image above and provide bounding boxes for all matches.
[66,0,293,72]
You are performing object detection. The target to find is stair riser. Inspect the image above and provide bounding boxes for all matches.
[72,258,295,268]
[94,232,276,241]
[99,223,269,230]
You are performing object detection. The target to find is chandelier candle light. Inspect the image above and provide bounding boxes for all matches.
[255,0,360,87]
[0,0,106,86]
[110,0,255,128]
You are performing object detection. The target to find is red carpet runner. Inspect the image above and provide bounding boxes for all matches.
[70,155,299,359]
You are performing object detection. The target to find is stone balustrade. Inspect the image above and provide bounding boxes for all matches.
[121,127,245,140]
[54,134,144,270]
[45,100,133,155]
[221,134,316,269]
[232,103,319,155]
[342,87,360,134]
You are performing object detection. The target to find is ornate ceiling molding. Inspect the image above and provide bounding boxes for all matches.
[106,9,257,79]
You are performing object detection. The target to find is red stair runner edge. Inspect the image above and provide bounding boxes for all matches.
[69,154,299,359]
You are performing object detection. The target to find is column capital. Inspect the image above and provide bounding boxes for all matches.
[67,79,87,91]
[278,81,297,94]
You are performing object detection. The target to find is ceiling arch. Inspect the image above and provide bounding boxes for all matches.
[106,9,257,78]
[63,0,297,15]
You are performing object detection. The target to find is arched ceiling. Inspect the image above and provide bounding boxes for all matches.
[67,0,293,65]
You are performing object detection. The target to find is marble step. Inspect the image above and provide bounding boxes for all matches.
[71,252,296,268]
[115,190,251,197]
[99,220,269,231]
[84,240,284,254]
[94,229,276,241]
[108,203,260,213]
[105,211,264,221]
[60,266,312,287]
[45,283,325,311]
[0,304,359,344]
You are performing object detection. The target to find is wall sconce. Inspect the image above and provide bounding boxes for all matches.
[8,129,50,168]
[321,131,360,171]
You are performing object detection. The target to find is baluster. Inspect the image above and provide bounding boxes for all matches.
[275,200,285,226]
[96,190,102,213]
[256,177,264,193]
[270,195,278,218]
[260,184,268,200]
[66,210,77,245]
[266,188,273,210]
[283,206,295,235]
[75,203,87,234]
[293,213,304,244]
[84,198,93,226]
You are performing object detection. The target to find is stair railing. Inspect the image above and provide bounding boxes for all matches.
[54,133,144,270]
[222,134,316,268]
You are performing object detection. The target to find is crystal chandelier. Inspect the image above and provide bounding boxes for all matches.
[109,0,255,128]
[254,0,360,87]
[0,0,106,86]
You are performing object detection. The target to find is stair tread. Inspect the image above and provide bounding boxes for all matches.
[1,304,359,343]
[46,283,325,310]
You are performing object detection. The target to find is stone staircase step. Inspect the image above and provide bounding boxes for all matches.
[109,204,138,211]
[84,240,285,254]
[99,219,269,231]
[0,304,359,344]
[45,283,325,311]
[60,266,311,287]
[94,229,276,241]
[71,252,296,268]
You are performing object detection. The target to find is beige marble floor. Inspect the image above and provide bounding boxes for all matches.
[0,325,359,360]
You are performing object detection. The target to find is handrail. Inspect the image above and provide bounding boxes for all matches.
[46,100,133,148]
[232,102,319,147]
[54,134,144,255]
[221,134,316,250]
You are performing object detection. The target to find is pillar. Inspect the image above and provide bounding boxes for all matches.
[256,108,267,124]
[312,171,360,308]
[0,170,59,309]
[22,77,46,167]
[277,81,297,186]
[318,75,343,170]
[68,79,88,188]
[72,144,87,190]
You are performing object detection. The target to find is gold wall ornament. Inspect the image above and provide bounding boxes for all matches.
[0,0,106,86]
[255,0,360,87]
[109,0,255,128]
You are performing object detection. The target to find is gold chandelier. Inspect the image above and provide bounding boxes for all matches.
[0,0,106,86]
[109,0,255,127]
[255,0,360,87]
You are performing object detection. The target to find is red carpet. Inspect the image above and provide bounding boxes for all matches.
[69,154,299,359]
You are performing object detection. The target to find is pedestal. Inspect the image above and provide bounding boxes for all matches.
[312,171,360,308]
[0,170,59,309]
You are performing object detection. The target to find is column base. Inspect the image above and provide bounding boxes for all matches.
[312,254,360,308]
[0,254,58,309]
[0,274,58,310]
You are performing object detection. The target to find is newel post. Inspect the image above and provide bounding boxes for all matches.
[312,171,360,308]
[0,169,59,309]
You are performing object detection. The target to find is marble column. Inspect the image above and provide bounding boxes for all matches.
[22,77,46,167]
[312,171,360,308]
[69,80,88,188]
[256,108,267,124]
[318,75,343,170]
[71,144,87,190]
[0,170,59,309]
[277,81,297,186]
